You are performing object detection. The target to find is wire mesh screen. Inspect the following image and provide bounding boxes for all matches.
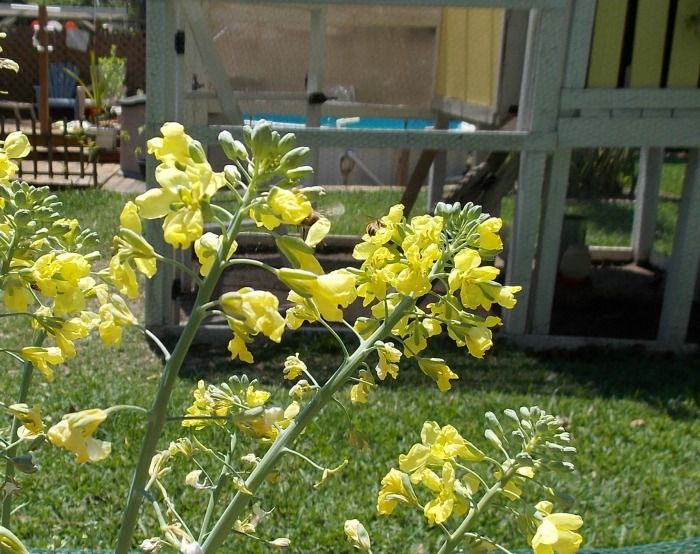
[0,24,145,104]
[205,2,439,109]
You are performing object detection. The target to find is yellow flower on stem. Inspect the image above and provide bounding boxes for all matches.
[376,468,414,516]
[136,146,225,249]
[194,232,237,276]
[417,357,459,392]
[20,346,64,381]
[350,369,375,404]
[421,462,470,525]
[279,268,357,323]
[47,408,111,464]
[8,403,44,438]
[2,276,33,313]
[119,200,142,233]
[3,130,31,159]
[283,353,306,380]
[447,249,500,310]
[531,502,584,554]
[375,341,401,380]
[399,421,484,480]
[249,186,313,230]
[475,217,504,252]
[97,295,138,347]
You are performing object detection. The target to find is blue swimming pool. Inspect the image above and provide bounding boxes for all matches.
[244,113,468,131]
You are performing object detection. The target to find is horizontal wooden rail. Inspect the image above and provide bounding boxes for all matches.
[561,88,700,111]
[558,116,700,148]
[221,0,562,8]
[191,125,556,151]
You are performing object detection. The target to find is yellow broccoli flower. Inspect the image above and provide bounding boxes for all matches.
[422,462,470,525]
[249,186,313,230]
[375,341,401,380]
[47,408,111,464]
[350,369,375,404]
[531,502,584,554]
[283,353,306,380]
[377,468,414,516]
[399,421,484,480]
[20,346,64,381]
[417,358,459,392]
[194,232,237,276]
[476,217,504,252]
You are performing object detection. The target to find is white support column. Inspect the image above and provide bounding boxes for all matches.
[505,151,548,333]
[145,0,179,329]
[306,7,326,187]
[531,149,572,334]
[526,0,596,335]
[631,147,663,264]
[181,1,243,124]
[657,149,700,345]
[503,3,572,335]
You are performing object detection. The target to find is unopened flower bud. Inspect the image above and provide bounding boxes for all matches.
[344,519,371,552]
[270,537,291,549]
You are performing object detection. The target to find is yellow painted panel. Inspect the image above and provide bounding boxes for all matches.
[667,0,700,87]
[465,9,503,107]
[435,8,468,99]
[435,7,502,107]
[630,0,670,87]
[587,0,628,88]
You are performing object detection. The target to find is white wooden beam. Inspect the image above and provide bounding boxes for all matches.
[657,150,700,344]
[504,4,572,335]
[181,1,243,124]
[220,0,563,8]
[632,147,663,264]
[145,0,179,328]
[190,124,557,151]
[558,117,700,148]
[561,88,700,111]
[531,149,571,334]
[529,0,596,336]
[306,7,326,186]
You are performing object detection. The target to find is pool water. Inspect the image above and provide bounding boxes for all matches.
[244,113,469,131]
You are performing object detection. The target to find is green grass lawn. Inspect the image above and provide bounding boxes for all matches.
[2,184,698,552]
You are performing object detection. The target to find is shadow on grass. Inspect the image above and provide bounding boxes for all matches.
[180,332,700,420]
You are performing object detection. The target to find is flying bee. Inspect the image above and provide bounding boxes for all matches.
[299,210,323,228]
[365,216,385,237]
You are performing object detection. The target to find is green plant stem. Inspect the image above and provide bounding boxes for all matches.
[198,462,229,543]
[1,330,45,527]
[201,294,416,553]
[115,189,255,554]
[155,254,202,286]
[436,466,516,554]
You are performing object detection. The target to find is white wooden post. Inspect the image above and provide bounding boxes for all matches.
[631,147,663,264]
[145,0,179,329]
[530,149,571,334]
[530,0,596,335]
[657,149,700,344]
[307,7,326,187]
[503,4,571,335]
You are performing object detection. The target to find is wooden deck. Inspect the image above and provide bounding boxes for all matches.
[17,160,146,192]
